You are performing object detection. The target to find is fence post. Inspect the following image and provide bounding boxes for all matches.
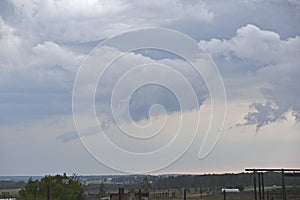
[262,173,265,200]
[254,171,257,200]
[282,169,286,200]
[258,173,261,200]
[138,189,141,200]
[47,185,50,200]
[200,187,202,198]
[118,187,122,200]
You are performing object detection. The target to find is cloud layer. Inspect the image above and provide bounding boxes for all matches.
[200,24,300,130]
[0,0,299,174]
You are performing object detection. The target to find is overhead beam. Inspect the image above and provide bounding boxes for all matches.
[245,169,300,172]
[246,168,300,200]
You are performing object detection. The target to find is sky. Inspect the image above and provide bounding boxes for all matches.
[0,0,300,175]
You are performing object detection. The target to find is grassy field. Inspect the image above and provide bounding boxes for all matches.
[0,188,20,197]
[151,195,253,200]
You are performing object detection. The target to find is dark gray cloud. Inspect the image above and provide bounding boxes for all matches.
[242,101,287,131]
[1,0,300,175]
[1,0,299,130]
[0,0,213,125]
[0,19,84,124]
[94,49,207,122]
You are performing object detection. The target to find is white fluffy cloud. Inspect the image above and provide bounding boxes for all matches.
[200,24,300,130]
[0,17,22,65]
[0,18,84,124]
[0,17,20,47]
[6,0,213,43]
[288,0,300,9]
[200,24,300,65]
[32,41,84,72]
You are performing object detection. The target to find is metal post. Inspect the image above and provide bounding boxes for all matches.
[282,169,286,200]
[47,185,50,200]
[258,172,261,200]
[119,187,121,200]
[223,190,226,200]
[266,191,269,200]
[138,189,141,200]
[262,173,265,200]
[183,188,186,200]
[200,187,202,198]
[254,171,257,200]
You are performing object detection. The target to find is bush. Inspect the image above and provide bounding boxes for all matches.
[18,173,85,200]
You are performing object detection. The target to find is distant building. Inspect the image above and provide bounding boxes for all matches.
[0,198,16,200]
[105,178,113,183]
[0,199,16,200]
[221,188,240,193]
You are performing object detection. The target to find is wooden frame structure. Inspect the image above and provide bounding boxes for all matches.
[245,168,300,200]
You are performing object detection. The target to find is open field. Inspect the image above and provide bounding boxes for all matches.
[1,173,300,200]
[0,188,20,197]
[151,197,253,200]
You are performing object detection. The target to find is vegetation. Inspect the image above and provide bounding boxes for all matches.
[18,173,85,200]
[99,182,106,198]
[0,180,26,189]
[1,172,299,199]
[153,172,300,190]
[141,176,151,192]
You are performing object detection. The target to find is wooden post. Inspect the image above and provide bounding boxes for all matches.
[261,173,265,200]
[258,172,261,200]
[200,187,202,198]
[254,171,257,200]
[281,169,286,200]
[47,185,50,200]
[138,189,141,200]
[119,187,122,200]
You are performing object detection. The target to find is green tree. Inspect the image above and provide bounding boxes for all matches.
[18,173,85,200]
[99,182,106,198]
[141,176,150,192]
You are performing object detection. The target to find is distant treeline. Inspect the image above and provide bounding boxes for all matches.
[152,172,300,190]
[2,172,300,191]
[0,180,26,189]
